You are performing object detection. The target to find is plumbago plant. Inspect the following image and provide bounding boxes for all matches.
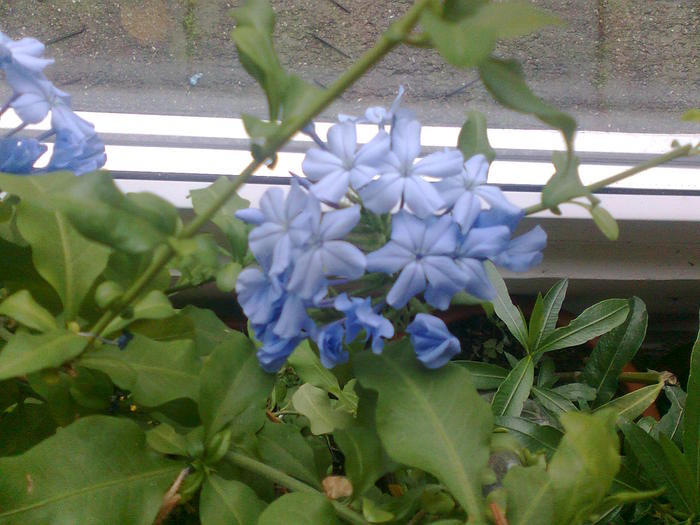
[0,2,699,525]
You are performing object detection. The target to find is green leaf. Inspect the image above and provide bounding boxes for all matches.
[146,423,189,456]
[79,335,199,407]
[257,492,341,525]
[591,205,619,240]
[529,279,569,353]
[256,422,321,487]
[658,434,699,512]
[0,330,87,380]
[216,261,242,292]
[14,196,110,321]
[479,58,576,147]
[485,262,529,350]
[455,360,508,390]
[681,108,700,122]
[334,389,391,497]
[0,402,57,457]
[282,74,324,123]
[0,290,57,332]
[527,293,545,351]
[354,342,492,522]
[292,383,353,435]
[190,178,250,260]
[541,152,591,211]
[621,421,695,514]
[595,381,663,423]
[685,315,700,495]
[503,466,553,525]
[51,171,175,254]
[0,416,182,525]
[549,411,621,525]
[200,474,265,525]
[583,297,648,406]
[288,340,342,395]
[103,290,176,335]
[656,386,685,445]
[457,111,496,162]
[422,3,559,69]
[492,356,534,417]
[199,331,273,439]
[496,416,562,458]
[532,386,577,417]
[537,299,629,354]
[0,237,61,311]
[181,305,233,357]
[232,1,286,122]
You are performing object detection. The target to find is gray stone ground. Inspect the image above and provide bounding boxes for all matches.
[0,0,698,132]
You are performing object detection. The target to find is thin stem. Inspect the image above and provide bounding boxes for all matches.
[524,144,694,216]
[226,451,368,525]
[82,0,433,349]
[4,122,27,138]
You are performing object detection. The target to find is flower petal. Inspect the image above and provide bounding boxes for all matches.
[387,262,426,308]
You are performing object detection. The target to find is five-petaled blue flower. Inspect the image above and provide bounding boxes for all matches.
[334,293,394,354]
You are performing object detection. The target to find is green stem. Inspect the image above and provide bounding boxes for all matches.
[83,0,432,347]
[524,144,694,216]
[226,451,368,525]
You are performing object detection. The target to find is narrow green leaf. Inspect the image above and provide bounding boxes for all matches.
[0,331,86,380]
[292,383,353,435]
[595,381,663,423]
[479,58,576,147]
[503,466,553,525]
[257,492,341,525]
[658,434,699,512]
[494,416,562,459]
[200,474,265,525]
[190,178,250,260]
[492,356,534,417]
[537,299,630,354]
[0,290,57,332]
[583,297,648,406]
[621,421,694,514]
[549,411,621,525]
[485,262,529,350]
[455,360,508,390]
[591,206,619,240]
[354,342,492,522]
[532,386,577,417]
[0,416,182,525]
[79,335,199,407]
[530,279,568,353]
[684,313,700,495]
[527,293,545,351]
[199,331,273,439]
[457,111,496,162]
[256,422,321,487]
[656,385,685,446]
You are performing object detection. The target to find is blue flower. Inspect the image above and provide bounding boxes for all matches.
[236,181,312,275]
[316,321,348,368]
[334,293,394,353]
[366,212,464,309]
[436,154,522,233]
[0,137,46,173]
[286,198,366,299]
[0,32,53,73]
[358,118,463,218]
[492,225,547,272]
[235,266,284,326]
[302,121,390,203]
[47,126,106,175]
[256,325,305,373]
[406,313,461,369]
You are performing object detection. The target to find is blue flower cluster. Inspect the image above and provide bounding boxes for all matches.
[237,92,546,372]
[0,31,105,175]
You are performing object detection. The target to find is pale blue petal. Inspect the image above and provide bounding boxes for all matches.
[475,185,521,216]
[287,249,325,299]
[274,294,310,338]
[456,258,495,300]
[259,188,286,223]
[391,119,421,168]
[320,205,360,240]
[422,215,457,254]
[354,129,390,167]
[366,242,414,273]
[412,149,464,178]
[321,241,366,278]
[387,262,426,308]
[389,211,422,251]
[249,222,285,262]
[310,170,350,204]
[403,176,445,218]
[435,175,467,208]
[493,226,547,271]
[327,121,356,161]
[464,154,489,185]
[235,208,265,225]
[359,172,403,215]
[458,226,510,259]
[451,193,482,233]
[302,148,344,182]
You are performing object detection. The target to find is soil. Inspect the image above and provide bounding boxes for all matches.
[0,0,698,132]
